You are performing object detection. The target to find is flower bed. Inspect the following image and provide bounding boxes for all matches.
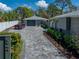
[46,28,79,58]
[0,32,23,59]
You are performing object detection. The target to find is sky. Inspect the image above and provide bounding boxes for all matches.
[0,0,79,11]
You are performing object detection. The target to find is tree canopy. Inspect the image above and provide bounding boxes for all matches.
[54,0,77,13]
[0,0,77,21]
[0,6,33,21]
[47,4,62,17]
[15,6,33,19]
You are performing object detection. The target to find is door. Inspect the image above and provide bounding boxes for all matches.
[27,20,36,26]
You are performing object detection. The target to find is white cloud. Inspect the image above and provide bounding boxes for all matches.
[36,0,49,8]
[0,2,12,11]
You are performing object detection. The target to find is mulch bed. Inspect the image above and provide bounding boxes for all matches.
[43,32,77,59]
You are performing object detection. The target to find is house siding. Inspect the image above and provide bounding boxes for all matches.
[55,17,79,35]
[57,18,66,30]
[71,17,79,35]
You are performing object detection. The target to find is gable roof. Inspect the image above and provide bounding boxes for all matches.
[23,15,48,20]
[0,21,19,32]
[51,10,79,19]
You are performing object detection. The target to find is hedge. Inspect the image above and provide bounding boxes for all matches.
[47,28,79,57]
[47,28,64,42]
[0,32,23,59]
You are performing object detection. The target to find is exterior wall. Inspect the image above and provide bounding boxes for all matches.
[0,36,11,59]
[54,17,79,35]
[56,18,66,30]
[71,17,79,35]
[0,40,4,59]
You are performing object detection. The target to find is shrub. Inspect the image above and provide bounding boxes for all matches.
[47,28,64,42]
[47,28,55,38]
[0,32,23,59]
[47,28,79,57]
[64,35,76,51]
[41,24,48,29]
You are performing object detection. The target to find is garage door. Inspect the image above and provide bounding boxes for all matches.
[27,20,36,26]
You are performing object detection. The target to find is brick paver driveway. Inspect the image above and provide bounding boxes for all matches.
[9,26,68,59]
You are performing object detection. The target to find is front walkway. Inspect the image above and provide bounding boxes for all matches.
[9,26,67,59]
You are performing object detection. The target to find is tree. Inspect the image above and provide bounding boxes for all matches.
[0,11,5,22]
[54,0,77,13]
[36,8,49,18]
[1,6,34,21]
[15,6,33,19]
[36,3,62,18]
[0,11,3,16]
[2,11,20,21]
[47,4,62,17]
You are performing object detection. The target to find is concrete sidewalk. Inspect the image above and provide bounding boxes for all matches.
[9,26,68,59]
